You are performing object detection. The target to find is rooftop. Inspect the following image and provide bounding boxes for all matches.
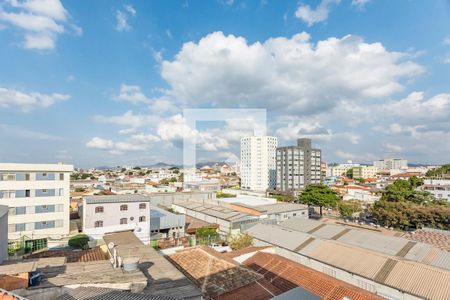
[185,215,219,234]
[55,287,176,300]
[241,251,384,300]
[25,247,108,263]
[103,231,201,299]
[167,246,277,299]
[85,194,151,204]
[402,228,450,251]
[173,201,256,222]
[0,163,73,172]
[278,218,450,271]
[245,223,450,300]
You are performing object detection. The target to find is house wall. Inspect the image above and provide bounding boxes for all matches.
[83,201,150,243]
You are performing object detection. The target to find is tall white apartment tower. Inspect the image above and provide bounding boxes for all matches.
[0,163,73,240]
[240,136,277,191]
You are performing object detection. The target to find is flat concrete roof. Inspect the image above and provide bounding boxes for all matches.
[103,231,201,299]
[0,163,73,172]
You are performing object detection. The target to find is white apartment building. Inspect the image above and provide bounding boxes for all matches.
[0,163,73,240]
[0,205,8,263]
[276,138,321,193]
[373,158,407,170]
[352,166,378,179]
[421,179,450,201]
[240,136,277,191]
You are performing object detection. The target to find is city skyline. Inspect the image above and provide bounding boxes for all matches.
[1,0,450,167]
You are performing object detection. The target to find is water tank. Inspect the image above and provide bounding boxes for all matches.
[122,257,139,272]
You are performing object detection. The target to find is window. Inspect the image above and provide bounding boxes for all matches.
[42,173,47,177]
[15,223,26,232]
[139,216,146,222]
[120,218,127,225]
[25,190,30,197]
[42,189,47,193]
[25,173,30,181]
[59,173,64,180]
[94,220,103,228]
[95,206,104,213]
[139,203,146,209]
[1,173,16,181]
[120,205,128,211]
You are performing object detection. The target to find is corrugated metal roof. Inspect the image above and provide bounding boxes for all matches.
[431,250,450,271]
[174,201,255,222]
[245,223,313,252]
[85,194,151,204]
[280,218,450,271]
[308,240,387,279]
[384,261,450,300]
[280,218,320,232]
[246,223,450,300]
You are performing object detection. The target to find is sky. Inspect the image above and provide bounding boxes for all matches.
[1,0,450,168]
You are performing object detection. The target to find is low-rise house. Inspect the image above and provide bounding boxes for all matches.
[81,194,151,243]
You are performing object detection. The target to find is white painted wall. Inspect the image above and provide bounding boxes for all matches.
[240,136,277,191]
[0,163,73,240]
[83,200,150,243]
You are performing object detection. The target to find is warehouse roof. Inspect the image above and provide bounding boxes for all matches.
[254,202,309,214]
[245,223,450,300]
[279,218,450,271]
[85,194,151,204]
[173,201,256,222]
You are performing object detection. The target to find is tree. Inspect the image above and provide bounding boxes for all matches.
[74,187,86,193]
[426,164,450,177]
[346,168,353,179]
[69,234,90,249]
[228,233,253,250]
[196,227,220,245]
[298,184,340,216]
[338,200,363,219]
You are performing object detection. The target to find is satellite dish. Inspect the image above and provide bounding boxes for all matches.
[108,242,115,249]
[135,227,141,232]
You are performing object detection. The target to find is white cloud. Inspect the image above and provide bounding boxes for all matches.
[130,133,160,143]
[93,110,154,128]
[0,123,63,140]
[0,0,81,49]
[160,31,423,115]
[124,4,136,16]
[444,36,450,45]
[385,143,403,152]
[156,114,230,151]
[166,29,173,39]
[335,150,377,162]
[0,87,69,111]
[351,0,370,8]
[115,4,136,32]
[86,136,146,155]
[444,54,450,64]
[115,84,151,104]
[295,0,340,27]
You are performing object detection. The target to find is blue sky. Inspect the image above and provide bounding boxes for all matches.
[1,0,450,168]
